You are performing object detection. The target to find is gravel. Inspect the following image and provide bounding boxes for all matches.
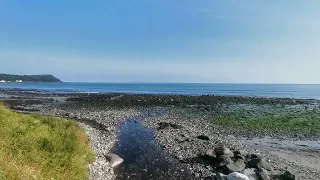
[142,108,320,180]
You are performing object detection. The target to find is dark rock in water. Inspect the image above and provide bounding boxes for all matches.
[243,168,259,180]
[279,171,295,180]
[216,172,228,180]
[215,145,234,157]
[205,149,216,158]
[218,155,233,167]
[104,153,124,168]
[197,135,210,140]
[157,122,182,130]
[248,158,272,171]
[257,168,270,180]
[225,159,246,173]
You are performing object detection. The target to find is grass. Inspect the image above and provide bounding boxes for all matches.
[212,104,320,136]
[0,103,94,180]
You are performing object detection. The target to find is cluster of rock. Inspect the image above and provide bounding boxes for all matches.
[203,145,294,180]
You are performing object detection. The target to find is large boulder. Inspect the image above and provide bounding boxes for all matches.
[227,172,250,180]
[104,153,124,167]
[248,158,272,171]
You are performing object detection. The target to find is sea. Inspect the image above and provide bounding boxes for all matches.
[0,82,320,99]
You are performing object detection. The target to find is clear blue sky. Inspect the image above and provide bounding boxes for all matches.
[1,0,319,83]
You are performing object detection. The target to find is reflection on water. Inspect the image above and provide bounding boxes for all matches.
[112,116,194,180]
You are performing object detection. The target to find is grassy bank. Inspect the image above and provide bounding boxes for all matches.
[212,104,320,136]
[0,103,94,180]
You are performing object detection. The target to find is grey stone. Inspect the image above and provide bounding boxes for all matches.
[104,153,124,167]
[226,159,246,173]
[227,172,250,180]
[218,155,233,167]
[246,154,259,159]
[248,158,272,171]
[257,168,270,180]
[280,171,295,180]
[243,168,259,180]
[205,149,216,158]
[216,172,228,180]
[215,145,234,158]
[234,150,248,156]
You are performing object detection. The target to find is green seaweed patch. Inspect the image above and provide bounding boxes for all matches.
[213,104,320,136]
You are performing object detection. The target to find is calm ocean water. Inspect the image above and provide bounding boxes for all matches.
[0,82,320,99]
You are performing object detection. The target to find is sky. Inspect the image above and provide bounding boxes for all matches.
[0,0,319,83]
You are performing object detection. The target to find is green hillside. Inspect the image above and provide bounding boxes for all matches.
[0,74,62,82]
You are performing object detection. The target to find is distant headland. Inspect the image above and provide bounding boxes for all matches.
[0,74,62,83]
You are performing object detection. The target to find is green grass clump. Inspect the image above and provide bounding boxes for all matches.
[0,103,94,180]
[213,105,320,136]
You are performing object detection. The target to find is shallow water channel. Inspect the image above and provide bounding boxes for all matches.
[112,113,194,180]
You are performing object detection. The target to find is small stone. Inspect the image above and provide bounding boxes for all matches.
[227,172,250,180]
[104,153,124,167]
[197,135,210,140]
[205,149,216,158]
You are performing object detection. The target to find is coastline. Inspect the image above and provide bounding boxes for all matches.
[0,88,319,179]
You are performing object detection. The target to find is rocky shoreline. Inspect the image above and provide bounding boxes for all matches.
[1,89,319,179]
[142,108,320,179]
